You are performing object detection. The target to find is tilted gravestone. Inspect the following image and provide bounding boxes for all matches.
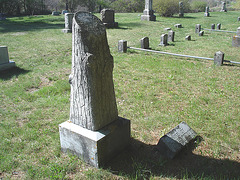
[220,2,227,12]
[62,13,74,33]
[179,1,184,17]
[0,46,16,71]
[232,27,240,47]
[141,0,156,21]
[156,122,197,159]
[59,12,130,167]
[195,24,201,33]
[168,31,175,42]
[159,34,168,46]
[185,35,191,41]
[100,9,118,28]
[140,37,150,49]
[204,6,210,17]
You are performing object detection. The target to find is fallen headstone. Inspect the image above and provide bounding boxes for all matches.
[156,122,197,159]
[174,24,182,28]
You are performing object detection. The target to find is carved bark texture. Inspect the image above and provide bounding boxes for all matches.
[69,12,118,131]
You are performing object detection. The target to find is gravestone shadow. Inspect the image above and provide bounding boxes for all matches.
[0,67,30,80]
[106,137,240,179]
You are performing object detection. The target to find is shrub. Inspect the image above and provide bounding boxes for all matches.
[153,0,179,17]
[191,1,207,12]
[110,0,144,13]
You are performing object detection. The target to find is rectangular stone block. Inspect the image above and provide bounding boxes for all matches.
[214,51,224,66]
[0,46,9,64]
[59,117,130,167]
[156,122,197,159]
[232,36,240,47]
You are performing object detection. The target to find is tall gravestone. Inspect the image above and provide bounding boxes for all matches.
[62,13,74,33]
[59,12,130,168]
[0,46,16,71]
[204,6,210,17]
[141,0,156,21]
[179,1,184,17]
[220,2,227,12]
[100,9,118,28]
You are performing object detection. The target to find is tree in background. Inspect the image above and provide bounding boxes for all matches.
[110,0,144,13]
[153,0,179,17]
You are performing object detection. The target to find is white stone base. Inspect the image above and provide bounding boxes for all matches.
[141,15,156,21]
[0,61,16,71]
[62,29,72,33]
[59,117,130,167]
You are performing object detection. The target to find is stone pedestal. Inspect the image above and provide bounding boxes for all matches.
[0,46,16,71]
[62,13,74,33]
[199,31,204,36]
[100,9,118,28]
[141,0,156,21]
[185,35,191,41]
[59,12,130,167]
[59,117,130,167]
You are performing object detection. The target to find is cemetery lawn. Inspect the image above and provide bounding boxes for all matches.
[0,12,239,179]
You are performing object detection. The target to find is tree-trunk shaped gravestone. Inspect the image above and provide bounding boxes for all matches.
[59,12,130,168]
[141,0,156,21]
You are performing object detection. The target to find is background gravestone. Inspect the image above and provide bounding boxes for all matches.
[220,2,227,12]
[62,13,74,33]
[159,34,168,46]
[140,37,150,49]
[168,31,175,42]
[211,24,215,30]
[217,23,221,30]
[59,12,130,167]
[100,9,118,28]
[141,0,156,21]
[232,27,240,47]
[179,1,184,17]
[0,46,16,71]
[204,6,210,17]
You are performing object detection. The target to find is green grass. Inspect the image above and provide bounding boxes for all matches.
[0,12,240,179]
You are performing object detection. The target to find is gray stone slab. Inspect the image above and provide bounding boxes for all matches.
[168,31,175,42]
[217,23,221,30]
[59,117,130,167]
[195,24,201,33]
[118,40,127,53]
[159,34,168,46]
[214,51,224,66]
[140,37,150,49]
[156,122,197,159]
[0,46,9,64]
[0,61,16,71]
[232,35,240,47]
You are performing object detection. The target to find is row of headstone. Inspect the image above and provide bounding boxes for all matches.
[118,40,225,66]
[0,46,16,71]
[210,23,221,30]
[59,12,130,168]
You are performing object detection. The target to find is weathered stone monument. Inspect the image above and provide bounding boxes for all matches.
[118,40,127,53]
[0,46,16,71]
[220,1,227,12]
[159,34,168,46]
[204,6,210,17]
[100,9,118,28]
[140,37,150,49]
[195,24,201,33]
[217,23,221,30]
[214,51,224,66]
[232,27,240,47]
[59,12,130,167]
[62,13,74,33]
[156,122,197,159]
[141,0,156,21]
[179,1,184,17]
[211,24,215,30]
[168,31,175,42]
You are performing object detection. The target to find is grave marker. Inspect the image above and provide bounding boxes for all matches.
[62,13,74,33]
[140,37,150,49]
[179,1,184,17]
[204,6,210,17]
[156,122,197,159]
[211,24,215,30]
[59,12,130,167]
[195,24,201,33]
[168,31,175,42]
[174,24,182,28]
[159,34,168,46]
[0,46,16,71]
[100,9,118,28]
[118,40,127,53]
[220,2,227,12]
[217,23,221,30]
[232,27,240,47]
[214,51,224,66]
[199,31,204,36]
[141,0,156,21]
[185,35,191,41]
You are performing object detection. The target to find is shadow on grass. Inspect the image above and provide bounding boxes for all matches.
[0,67,30,80]
[0,17,63,33]
[106,138,240,179]
[118,22,146,29]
